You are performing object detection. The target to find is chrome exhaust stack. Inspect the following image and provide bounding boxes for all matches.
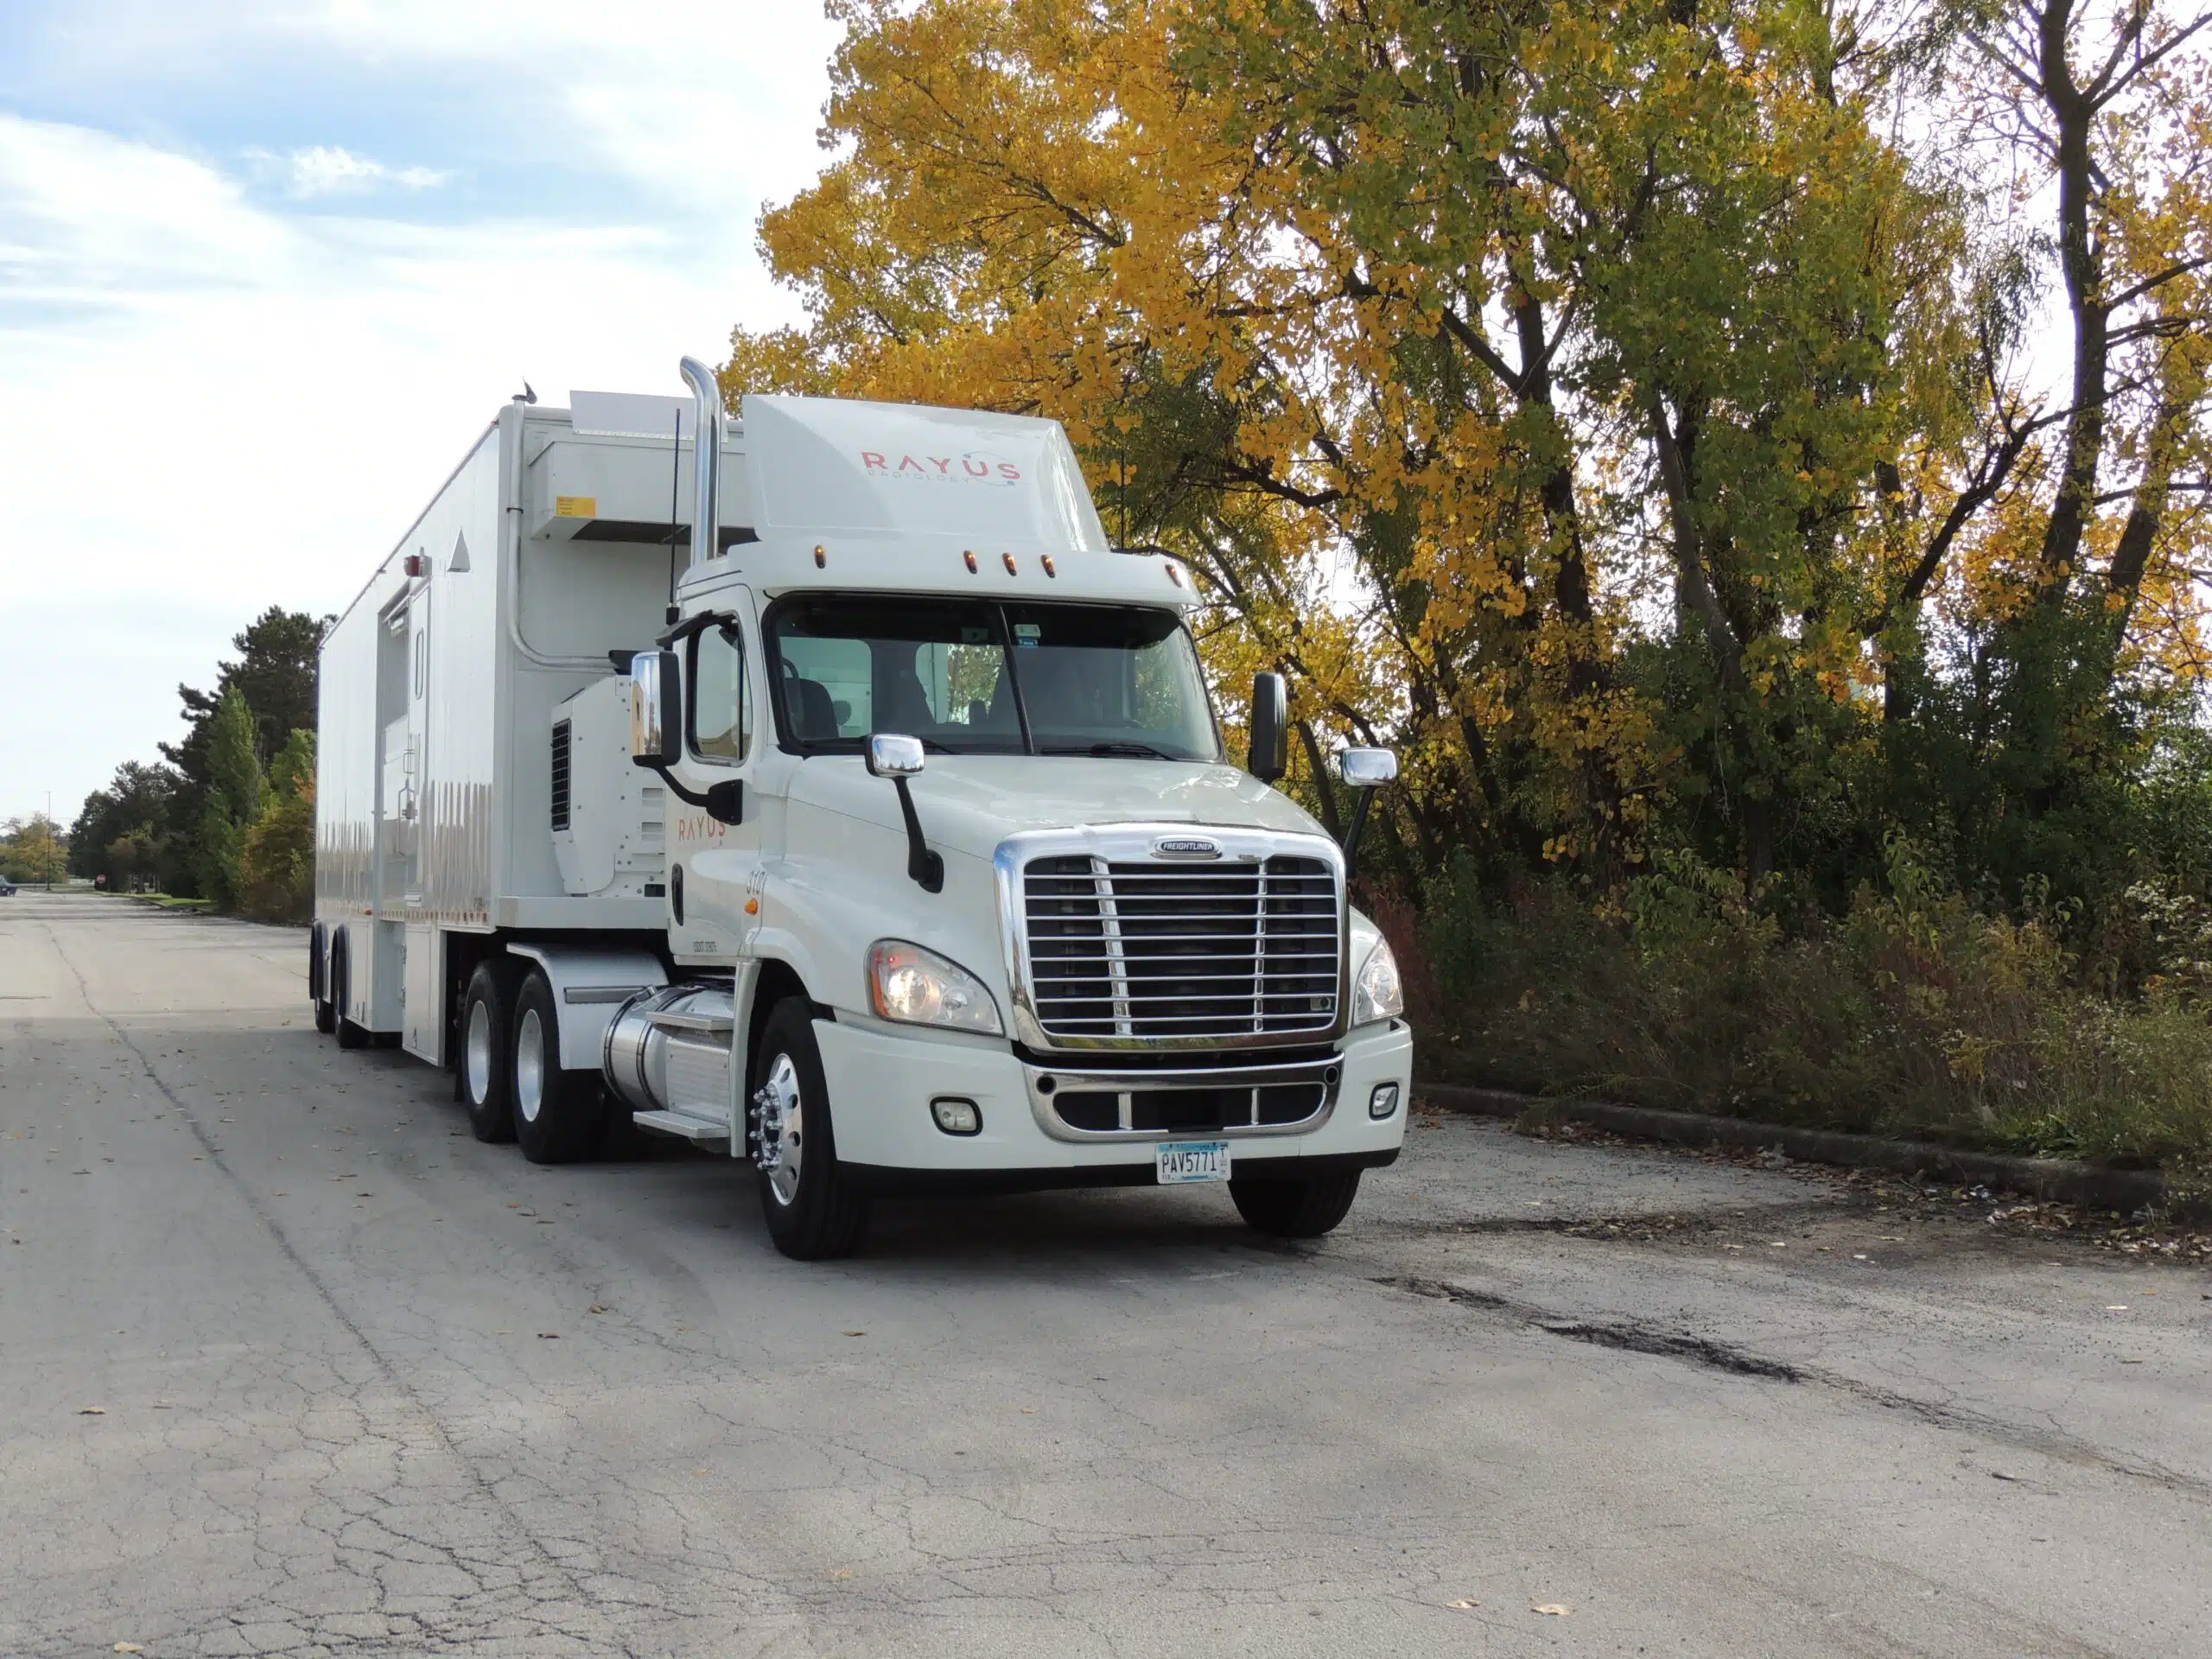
[677,355,724,567]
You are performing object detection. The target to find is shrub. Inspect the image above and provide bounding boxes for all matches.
[1417,841,2212,1169]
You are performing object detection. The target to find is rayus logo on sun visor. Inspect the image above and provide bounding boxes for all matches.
[859,448,1022,486]
[1152,836,1222,860]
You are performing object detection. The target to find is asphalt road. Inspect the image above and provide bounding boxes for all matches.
[3,892,2208,1658]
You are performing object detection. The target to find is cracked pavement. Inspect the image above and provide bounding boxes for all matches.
[3,893,2207,1656]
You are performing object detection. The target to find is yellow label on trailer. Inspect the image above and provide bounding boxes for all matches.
[555,495,598,518]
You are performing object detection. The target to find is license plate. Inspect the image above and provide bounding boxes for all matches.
[1155,1140,1231,1184]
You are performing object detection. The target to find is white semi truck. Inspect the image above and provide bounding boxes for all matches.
[311,359,1411,1258]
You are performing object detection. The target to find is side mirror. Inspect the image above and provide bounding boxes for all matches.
[629,649,681,766]
[1337,746,1397,883]
[1248,672,1288,784]
[1338,747,1397,788]
[866,733,926,779]
[865,734,942,892]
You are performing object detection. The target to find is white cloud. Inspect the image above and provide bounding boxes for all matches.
[0,7,836,821]
[274,144,448,197]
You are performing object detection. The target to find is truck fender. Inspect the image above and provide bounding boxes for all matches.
[504,944,667,1072]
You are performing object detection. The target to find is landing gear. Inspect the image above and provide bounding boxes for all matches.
[331,938,370,1051]
[310,925,336,1033]
[747,997,867,1260]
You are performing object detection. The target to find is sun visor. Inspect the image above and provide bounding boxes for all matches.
[742,395,1109,551]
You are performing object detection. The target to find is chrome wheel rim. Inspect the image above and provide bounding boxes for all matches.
[752,1052,804,1206]
[515,1007,546,1124]
[465,999,493,1103]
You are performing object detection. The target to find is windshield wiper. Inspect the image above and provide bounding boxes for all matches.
[1042,741,1180,760]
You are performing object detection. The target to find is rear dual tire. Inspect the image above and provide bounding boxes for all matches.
[511,972,601,1165]
[456,962,602,1162]
[458,961,520,1141]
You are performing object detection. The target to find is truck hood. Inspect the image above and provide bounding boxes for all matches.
[785,754,1331,861]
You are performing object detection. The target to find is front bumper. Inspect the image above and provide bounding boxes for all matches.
[814,1014,1413,1185]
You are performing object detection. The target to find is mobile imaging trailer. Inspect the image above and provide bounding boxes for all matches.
[311,361,1413,1258]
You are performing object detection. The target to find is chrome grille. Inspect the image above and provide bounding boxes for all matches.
[1023,855,1339,1042]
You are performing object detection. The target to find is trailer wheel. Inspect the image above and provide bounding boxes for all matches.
[458,961,519,1141]
[1229,1167,1363,1239]
[748,997,868,1260]
[512,970,601,1165]
[308,924,336,1033]
[332,936,371,1051]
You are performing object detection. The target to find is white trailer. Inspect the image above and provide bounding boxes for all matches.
[313,361,1412,1257]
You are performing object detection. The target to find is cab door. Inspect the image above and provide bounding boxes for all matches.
[668,594,766,1145]
[669,593,766,963]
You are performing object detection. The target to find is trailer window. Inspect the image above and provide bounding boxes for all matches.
[690,621,752,763]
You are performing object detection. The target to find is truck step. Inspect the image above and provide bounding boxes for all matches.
[645,1009,734,1035]
[632,1109,731,1149]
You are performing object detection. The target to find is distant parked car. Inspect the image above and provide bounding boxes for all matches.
[0,877,16,896]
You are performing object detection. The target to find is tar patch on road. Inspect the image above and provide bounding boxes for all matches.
[1375,1274,1803,1382]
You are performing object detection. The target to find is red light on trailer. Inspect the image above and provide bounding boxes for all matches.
[963,550,978,574]
[1002,552,1018,575]
[403,554,427,578]
[1041,555,1057,578]
[814,544,828,569]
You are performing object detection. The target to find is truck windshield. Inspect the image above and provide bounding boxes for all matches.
[769,597,1221,761]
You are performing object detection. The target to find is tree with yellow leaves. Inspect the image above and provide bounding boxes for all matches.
[731,0,2211,915]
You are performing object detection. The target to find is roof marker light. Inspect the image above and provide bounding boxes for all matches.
[1166,563,1184,587]
[1002,552,1018,575]
[1041,555,1057,578]
[814,544,827,569]
[963,550,978,573]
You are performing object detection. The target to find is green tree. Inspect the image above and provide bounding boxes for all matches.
[69,761,181,887]
[160,607,326,894]
[195,686,265,909]
[0,814,65,885]
[238,729,316,922]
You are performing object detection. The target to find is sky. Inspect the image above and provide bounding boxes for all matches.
[0,0,845,824]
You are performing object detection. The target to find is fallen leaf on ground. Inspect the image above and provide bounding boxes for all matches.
[1533,1604,1572,1616]
[829,1569,854,1580]
[537,1332,559,1339]
[79,1407,105,1415]
[114,1643,144,1653]
[842,1330,865,1337]
[588,1304,608,1314]
[2107,1305,2129,1311]
[1447,1598,1481,1610]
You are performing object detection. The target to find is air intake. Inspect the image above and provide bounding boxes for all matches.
[550,720,571,832]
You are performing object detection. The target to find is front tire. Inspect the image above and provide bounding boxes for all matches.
[1230,1167,1363,1238]
[458,961,519,1141]
[748,998,868,1260]
[512,970,601,1165]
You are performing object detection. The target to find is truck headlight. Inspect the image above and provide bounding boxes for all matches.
[1351,936,1404,1025]
[868,940,1003,1035]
